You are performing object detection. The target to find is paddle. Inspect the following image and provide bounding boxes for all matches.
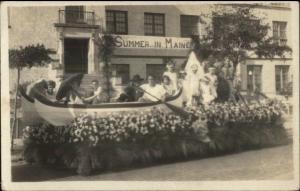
[134,85,191,119]
[235,90,250,110]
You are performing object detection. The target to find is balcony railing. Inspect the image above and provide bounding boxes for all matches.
[58,9,96,25]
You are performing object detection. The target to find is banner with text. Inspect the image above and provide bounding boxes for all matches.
[110,35,192,49]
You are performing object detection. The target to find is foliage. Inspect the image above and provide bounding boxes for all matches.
[9,44,53,69]
[24,101,287,147]
[95,33,116,102]
[23,101,289,175]
[193,6,292,76]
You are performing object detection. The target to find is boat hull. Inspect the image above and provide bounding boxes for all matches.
[19,86,45,126]
[34,89,183,126]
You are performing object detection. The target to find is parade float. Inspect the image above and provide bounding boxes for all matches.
[19,52,290,176]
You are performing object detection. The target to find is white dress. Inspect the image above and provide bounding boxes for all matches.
[200,74,218,104]
[163,71,178,91]
[185,73,201,105]
[140,84,166,102]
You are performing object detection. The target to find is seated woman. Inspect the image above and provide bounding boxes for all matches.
[162,75,175,97]
[66,81,84,104]
[45,80,57,101]
[82,79,102,104]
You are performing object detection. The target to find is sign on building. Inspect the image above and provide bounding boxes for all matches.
[111,35,192,49]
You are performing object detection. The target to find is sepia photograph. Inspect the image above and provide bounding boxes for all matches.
[1,1,299,190]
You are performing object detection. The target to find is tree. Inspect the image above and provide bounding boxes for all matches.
[9,44,53,149]
[95,33,116,102]
[192,5,292,100]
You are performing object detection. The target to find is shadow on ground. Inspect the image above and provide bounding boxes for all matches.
[12,164,76,182]
[12,144,294,181]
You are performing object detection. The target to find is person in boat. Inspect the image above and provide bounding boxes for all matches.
[138,75,167,102]
[162,60,178,92]
[82,79,103,104]
[117,74,144,102]
[66,80,84,104]
[45,80,57,101]
[54,74,64,94]
[162,75,175,96]
[26,79,54,98]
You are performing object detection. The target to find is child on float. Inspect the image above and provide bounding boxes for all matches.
[162,59,179,93]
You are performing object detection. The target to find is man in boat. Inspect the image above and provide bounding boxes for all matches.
[162,60,179,93]
[117,74,144,102]
[138,75,167,102]
[83,79,103,104]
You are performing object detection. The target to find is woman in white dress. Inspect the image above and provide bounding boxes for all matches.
[185,64,202,106]
[162,60,178,93]
[183,51,205,106]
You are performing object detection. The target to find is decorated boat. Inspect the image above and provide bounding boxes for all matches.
[19,85,45,125]
[33,88,184,126]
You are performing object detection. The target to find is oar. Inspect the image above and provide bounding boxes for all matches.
[236,90,250,110]
[134,86,191,119]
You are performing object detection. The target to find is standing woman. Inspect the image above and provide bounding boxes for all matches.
[185,64,202,106]
[163,60,179,92]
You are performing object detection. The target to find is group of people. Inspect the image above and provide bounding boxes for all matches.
[26,58,219,106]
[118,61,179,103]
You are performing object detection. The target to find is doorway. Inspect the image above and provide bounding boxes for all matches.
[64,38,89,74]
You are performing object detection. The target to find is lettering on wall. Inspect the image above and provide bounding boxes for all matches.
[112,35,192,49]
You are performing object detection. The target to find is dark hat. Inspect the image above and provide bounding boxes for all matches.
[131,75,144,82]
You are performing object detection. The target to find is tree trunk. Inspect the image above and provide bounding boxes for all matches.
[11,68,20,150]
[228,62,238,102]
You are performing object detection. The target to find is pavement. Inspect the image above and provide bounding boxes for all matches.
[12,144,294,182]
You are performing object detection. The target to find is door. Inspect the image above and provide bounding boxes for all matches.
[64,38,89,74]
[65,6,84,24]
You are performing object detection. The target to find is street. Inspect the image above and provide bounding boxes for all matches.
[12,144,294,181]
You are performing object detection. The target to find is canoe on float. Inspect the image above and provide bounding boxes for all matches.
[19,86,45,126]
[34,89,184,126]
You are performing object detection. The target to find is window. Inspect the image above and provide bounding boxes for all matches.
[144,13,165,36]
[106,10,128,34]
[247,65,262,92]
[180,15,201,37]
[275,66,290,94]
[146,64,166,82]
[65,6,84,24]
[273,21,287,46]
[111,64,130,85]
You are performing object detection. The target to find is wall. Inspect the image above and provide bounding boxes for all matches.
[9,65,56,92]
[111,57,185,79]
[9,6,62,50]
[240,59,292,96]
[104,4,214,37]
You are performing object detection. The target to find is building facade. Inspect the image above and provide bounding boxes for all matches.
[8,3,293,97]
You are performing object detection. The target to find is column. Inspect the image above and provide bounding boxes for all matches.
[88,32,97,74]
[58,32,64,75]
